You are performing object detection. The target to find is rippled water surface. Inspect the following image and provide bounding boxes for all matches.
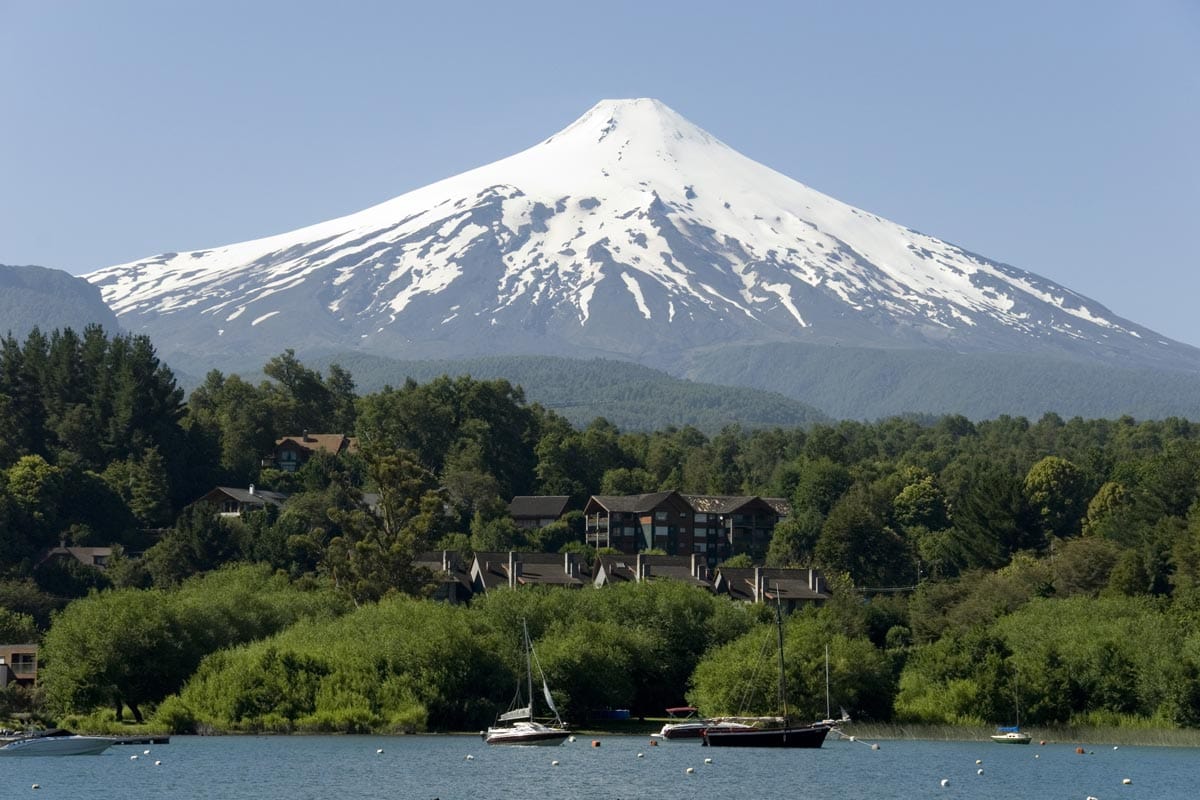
[1,734,1191,799]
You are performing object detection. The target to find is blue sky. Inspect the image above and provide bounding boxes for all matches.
[3,1,1198,345]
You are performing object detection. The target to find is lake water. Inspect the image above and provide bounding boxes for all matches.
[1,734,1192,799]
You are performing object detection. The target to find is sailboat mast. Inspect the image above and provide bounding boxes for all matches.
[825,644,831,721]
[1015,671,1020,728]
[774,596,788,722]
[524,620,534,721]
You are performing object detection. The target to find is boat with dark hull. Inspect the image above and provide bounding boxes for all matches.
[702,600,830,749]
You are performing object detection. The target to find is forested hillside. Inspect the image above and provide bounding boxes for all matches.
[308,352,830,433]
[4,327,1200,734]
[686,341,1200,420]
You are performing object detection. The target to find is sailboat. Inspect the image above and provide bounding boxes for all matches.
[482,620,570,746]
[991,671,1032,744]
[702,601,830,749]
[818,644,852,729]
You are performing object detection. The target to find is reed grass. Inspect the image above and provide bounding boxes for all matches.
[841,722,1200,747]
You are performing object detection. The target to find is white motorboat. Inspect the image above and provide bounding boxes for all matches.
[0,729,114,756]
[655,707,755,740]
[483,620,569,746]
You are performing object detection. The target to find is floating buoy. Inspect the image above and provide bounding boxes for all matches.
[686,767,695,774]
[1035,754,1040,759]
[154,760,162,766]
[940,778,950,787]
[130,755,138,760]
[637,752,644,758]
[870,743,880,750]
[1040,740,1046,745]
[376,748,384,754]
[848,735,856,741]
[649,739,658,746]
[1114,746,1119,750]
[976,759,982,765]
[591,739,600,747]
[143,749,151,755]
[1076,747,1086,755]
[977,768,984,775]
[1123,778,1132,785]
[704,757,712,764]
[32,785,40,790]
[551,760,559,767]
[568,735,576,743]
[465,754,474,760]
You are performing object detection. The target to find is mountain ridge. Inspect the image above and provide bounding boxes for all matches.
[81,98,1200,420]
[0,264,122,341]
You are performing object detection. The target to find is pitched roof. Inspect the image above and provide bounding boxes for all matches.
[592,554,713,589]
[715,566,830,602]
[682,494,759,514]
[586,491,681,513]
[508,496,571,518]
[36,546,114,569]
[762,497,793,517]
[275,433,358,455]
[202,486,288,507]
[413,550,474,593]
[469,551,590,590]
[682,494,784,516]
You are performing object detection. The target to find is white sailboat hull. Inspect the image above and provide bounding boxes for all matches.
[483,721,570,746]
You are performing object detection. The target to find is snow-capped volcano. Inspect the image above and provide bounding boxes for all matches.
[86,98,1197,374]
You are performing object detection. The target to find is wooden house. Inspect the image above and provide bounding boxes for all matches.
[0,644,37,688]
[583,491,694,555]
[508,496,571,530]
[264,432,358,473]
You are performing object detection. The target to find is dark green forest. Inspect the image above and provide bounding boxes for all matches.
[4,326,1200,734]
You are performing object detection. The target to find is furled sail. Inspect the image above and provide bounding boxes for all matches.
[498,706,531,722]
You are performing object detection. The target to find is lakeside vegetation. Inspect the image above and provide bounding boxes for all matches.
[4,326,1200,737]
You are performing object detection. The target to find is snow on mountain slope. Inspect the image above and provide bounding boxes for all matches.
[86,98,1197,372]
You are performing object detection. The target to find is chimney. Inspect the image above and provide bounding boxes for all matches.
[442,550,451,573]
[564,552,578,578]
[508,552,522,587]
[302,429,311,441]
[248,484,255,496]
[753,566,763,603]
[691,553,700,578]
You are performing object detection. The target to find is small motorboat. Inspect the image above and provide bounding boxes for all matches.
[655,708,755,740]
[0,729,115,756]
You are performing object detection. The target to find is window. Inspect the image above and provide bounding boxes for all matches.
[694,513,708,524]
[693,542,708,552]
[10,653,36,674]
[655,510,669,522]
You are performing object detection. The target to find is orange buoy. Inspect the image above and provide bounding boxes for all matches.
[1075,746,1085,754]
[592,739,601,747]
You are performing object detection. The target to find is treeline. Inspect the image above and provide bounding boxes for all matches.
[309,352,829,432]
[6,326,1200,730]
